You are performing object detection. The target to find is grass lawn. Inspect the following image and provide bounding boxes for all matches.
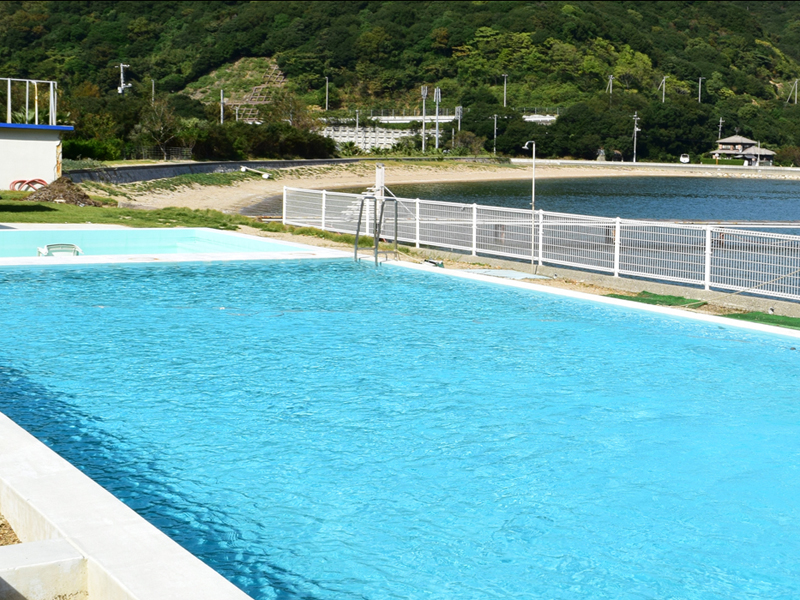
[0,196,379,247]
[606,290,800,330]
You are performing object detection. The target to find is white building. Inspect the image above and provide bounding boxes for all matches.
[0,77,72,190]
[322,125,414,151]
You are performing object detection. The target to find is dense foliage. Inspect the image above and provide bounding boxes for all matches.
[4,1,800,161]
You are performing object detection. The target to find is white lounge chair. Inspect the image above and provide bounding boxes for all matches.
[37,243,83,256]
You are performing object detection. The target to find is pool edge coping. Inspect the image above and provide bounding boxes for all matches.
[388,261,800,339]
[0,413,253,600]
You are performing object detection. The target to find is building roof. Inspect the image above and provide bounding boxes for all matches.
[0,122,73,132]
[714,147,776,156]
[743,146,776,156]
[717,134,757,144]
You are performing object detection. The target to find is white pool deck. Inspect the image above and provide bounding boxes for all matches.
[2,227,799,600]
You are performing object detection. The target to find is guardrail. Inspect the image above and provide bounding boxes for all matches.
[284,186,800,301]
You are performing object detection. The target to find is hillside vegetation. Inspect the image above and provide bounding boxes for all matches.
[4,1,800,161]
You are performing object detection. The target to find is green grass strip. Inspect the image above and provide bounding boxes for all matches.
[723,312,800,330]
[605,291,707,307]
[0,199,392,250]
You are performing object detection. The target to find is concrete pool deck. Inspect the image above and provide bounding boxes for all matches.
[0,414,252,600]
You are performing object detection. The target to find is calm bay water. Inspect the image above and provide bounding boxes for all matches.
[380,177,800,222]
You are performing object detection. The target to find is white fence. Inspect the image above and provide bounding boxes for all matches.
[283,187,800,302]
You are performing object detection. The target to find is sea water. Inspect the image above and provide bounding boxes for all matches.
[386,176,800,222]
[1,260,799,599]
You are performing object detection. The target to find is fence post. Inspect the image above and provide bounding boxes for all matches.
[321,190,327,231]
[538,210,544,266]
[472,204,477,256]
[704,226,712,290]
[613,217,621,277]
[415,199,420,248]
[282,186,287,224]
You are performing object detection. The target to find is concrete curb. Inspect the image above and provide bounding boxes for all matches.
[0,414,253,600]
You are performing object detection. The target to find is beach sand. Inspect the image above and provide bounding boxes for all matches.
[116,160,778,214]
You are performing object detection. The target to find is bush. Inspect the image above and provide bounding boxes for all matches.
[776,146,800,167]
[63,138,123,161]
[192,122,336,160]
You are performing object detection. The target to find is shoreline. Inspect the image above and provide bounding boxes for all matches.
[106,160,800,214]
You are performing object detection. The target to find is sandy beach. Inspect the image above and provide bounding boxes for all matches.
[114,160,799,214]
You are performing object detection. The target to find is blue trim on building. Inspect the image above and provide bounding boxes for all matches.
[0,122,73,132]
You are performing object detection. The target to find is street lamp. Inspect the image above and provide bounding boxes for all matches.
[434,87,441,150]
[421,86,428,153]
[522,140,536,211]
[523,140,537,268]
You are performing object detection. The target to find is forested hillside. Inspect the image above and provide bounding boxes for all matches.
[4,1,800,161]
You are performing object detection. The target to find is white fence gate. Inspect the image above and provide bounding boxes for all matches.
[283,186,800,302]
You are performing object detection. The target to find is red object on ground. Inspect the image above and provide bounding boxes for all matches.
[9,179,47,191]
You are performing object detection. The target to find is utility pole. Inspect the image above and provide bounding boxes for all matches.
[718,116,725,140]
[421,86,428,153]
[698,77,705,103]
[493,114,498,156]
[355,109,359,147]
[151,79,155,104]
[786,79,799,105]
[325,76,329,111]
[502,74,508,107]
[632,111,641,163]
[220,89,224,124]
[117,64,131,95]
[657,75,668,103]
[434,87,441,150]
[455,106,462,131]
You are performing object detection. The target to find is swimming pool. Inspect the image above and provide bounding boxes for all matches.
[1,260,798,599]
[0,227,311,258]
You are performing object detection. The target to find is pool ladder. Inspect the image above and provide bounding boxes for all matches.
[354,192,399,267]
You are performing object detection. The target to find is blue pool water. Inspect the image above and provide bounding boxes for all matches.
[1,261,799,599]
[0,228,301,257]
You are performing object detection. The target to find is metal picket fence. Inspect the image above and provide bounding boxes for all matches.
[283,186,800,302]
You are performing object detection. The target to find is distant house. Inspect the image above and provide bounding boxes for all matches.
[713,135,775,166]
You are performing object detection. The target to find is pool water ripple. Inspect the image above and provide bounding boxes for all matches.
[1,260,799,599]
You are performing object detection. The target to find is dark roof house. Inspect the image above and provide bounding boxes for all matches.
[713,135,775,166]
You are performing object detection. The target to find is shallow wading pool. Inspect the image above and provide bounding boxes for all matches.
[1,259,799,599]
[0,227,303,257]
